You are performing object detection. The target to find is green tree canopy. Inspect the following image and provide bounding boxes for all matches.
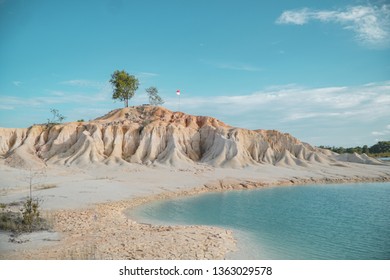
[369,141,390,154]
[110,70,139,107]
[318,141,390,157]
[146,86,164,106]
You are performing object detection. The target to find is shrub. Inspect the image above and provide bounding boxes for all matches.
[21,198,41,232]
[0,199,49,234]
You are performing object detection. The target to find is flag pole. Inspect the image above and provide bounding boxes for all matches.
[176,89,181,111]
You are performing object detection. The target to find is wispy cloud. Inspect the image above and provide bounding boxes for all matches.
[136,72,160,86]
[166,81,390,120]
[372,124,390,136]
[0,87,115,127]
[0,104,14,110]
[60,79,106,88]
[0,89,111,109]
[12,81,22,87]
[216,63,263,72]
[164,81,390,145]
[201,60,262,72]
[60,74,158,89]
[276,4,390,47]
[137,72,159,78]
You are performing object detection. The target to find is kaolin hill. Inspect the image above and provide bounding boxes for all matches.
[0,106,383,168]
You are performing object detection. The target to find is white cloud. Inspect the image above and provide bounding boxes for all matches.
[166,81,390,122]
[12,81,22,87]
[372,131,386,136]
[137,72,159,78]
[276,4,390,47]
[60,79,106,88]
[276,8,310,25]
[0,96,25,108]
[372,124,390,136]
[0,104,14,110]
[0,89,111,109]
[286,111,356,121]
[136,72,160,86]
[200,59,263,72]
[215,63,263,72]
[162,81,390,145]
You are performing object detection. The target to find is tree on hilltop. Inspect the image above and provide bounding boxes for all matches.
[47,109,66,125]
[146,86,164,106]
[110,70,139,107]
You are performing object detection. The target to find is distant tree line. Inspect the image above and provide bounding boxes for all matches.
[318,141,390,157]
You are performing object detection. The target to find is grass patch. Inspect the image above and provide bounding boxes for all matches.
[0,200,50,234]
[369,152,390,158]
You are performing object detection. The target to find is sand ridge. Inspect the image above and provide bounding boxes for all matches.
[3,106,382,169]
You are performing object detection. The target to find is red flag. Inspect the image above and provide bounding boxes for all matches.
[176,89,180,96]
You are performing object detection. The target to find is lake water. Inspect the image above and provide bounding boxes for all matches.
[130,182,390,259]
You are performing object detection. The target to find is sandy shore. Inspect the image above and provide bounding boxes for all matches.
[1,161,389,259]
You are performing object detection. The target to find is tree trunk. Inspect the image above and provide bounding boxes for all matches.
[124,98,128,107]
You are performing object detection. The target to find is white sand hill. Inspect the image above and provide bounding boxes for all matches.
[1,105,384,169]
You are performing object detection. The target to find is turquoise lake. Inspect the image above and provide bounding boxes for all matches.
[130,182,390,259]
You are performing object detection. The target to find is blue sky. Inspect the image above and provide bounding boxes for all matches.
[1,0,389,147]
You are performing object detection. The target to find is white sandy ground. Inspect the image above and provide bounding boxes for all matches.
[0,161,389,259]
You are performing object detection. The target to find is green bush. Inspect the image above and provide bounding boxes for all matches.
[21,198,40,232]
[0,199,49,234]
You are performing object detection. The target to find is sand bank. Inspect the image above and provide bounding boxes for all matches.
[0,162,389,259]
